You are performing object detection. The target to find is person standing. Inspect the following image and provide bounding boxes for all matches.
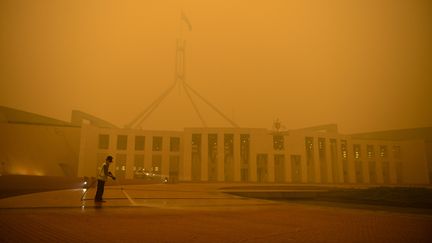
[94,155,116,202]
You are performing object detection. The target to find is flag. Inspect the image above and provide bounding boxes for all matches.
[181,11,192,31]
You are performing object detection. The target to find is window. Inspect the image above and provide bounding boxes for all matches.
[393,146,401,159]
[115,153,127,179]
[382,160,390,183]
[369,161,377,183]
[152,155,162,175]
[208,134,218,181]
[291,155,302,183]
[341,140,348,182]
[274,155,285,183]
[318,138,326,160]
[152,136,163,151]
[117,135,127,150]
[256,154,268,183]
[319,138,327,183]
[170,137,180,152]
[273,135,284,150]
[379,145,387,158]
[191,134,202,181]
[135,136,145,151]
[353,144,361,160]
[330,139,339,183]
[240,134,250,164]
[306,137,314,152]
[305,137,315,183]
[98,134,109,149]
[224,134,234,181]
[367,145,374,159]
[134,155,144,179]
[341,140,348,159]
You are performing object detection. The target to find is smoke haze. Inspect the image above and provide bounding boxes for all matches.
[1,0,431,132]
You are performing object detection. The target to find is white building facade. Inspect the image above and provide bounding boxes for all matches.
[1,106,429,185]
[77,124,430,185]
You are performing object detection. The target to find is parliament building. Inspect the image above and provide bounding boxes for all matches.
[1,106,430,186]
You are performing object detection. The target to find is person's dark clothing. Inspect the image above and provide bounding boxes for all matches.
[95,162,110,202]
[95,179,105,202]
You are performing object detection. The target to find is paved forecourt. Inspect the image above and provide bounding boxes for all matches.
[0,183,280,209]
[1,183,432,243]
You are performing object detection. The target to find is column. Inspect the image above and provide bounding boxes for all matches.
[347,141,355,183]
[336,139,344,183]
[389,148,397,184]
[300,151,308,183]
[144,135,152,171]
[201,133,209,181]
[250,134,257,182]
[217,132,224,182]
[233,133,241,182]
[183,133,192,181]
[162,135,170,178]
[314,137,321,183]
[376,145,384,184]
[268,153,275,182]
[325,138,333,184]
[125,134,134,179]
[285,151,292,183]
[362,145,370,183]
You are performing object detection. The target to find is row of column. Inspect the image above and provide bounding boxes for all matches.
[110,133,401,184]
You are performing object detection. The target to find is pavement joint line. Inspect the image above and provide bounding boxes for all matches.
[118,189,168,208]
[120,189,138,206]
[0,205,154,210]
[82,197,241,200]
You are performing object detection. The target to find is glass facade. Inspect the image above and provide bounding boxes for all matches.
[98,134,109,149]
[318,138,327,183]
[393,146,403,183]
[305,137,315,183]
[341,140,349,183]
[117,135,127,150]
[134,154,144,179]
[256,154,268,183]
[353,144,363,183]
[273,135,284,151]
[191,134,202,181]
[152,137,163,151]
[274,154,285,183]
[169,155,180,183]
[152,155,162,176]
[224,134,234,181]
[330,139,339,183]
[367,145,376,183]
[240,134,250,182]
[291,155,302,183]
[170,137,180,152]
[115,153,127,179]
[208,134,218,181]
[135,136,145,151]
[92,131,408,185]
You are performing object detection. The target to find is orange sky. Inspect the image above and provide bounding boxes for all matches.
[1,0,431,133]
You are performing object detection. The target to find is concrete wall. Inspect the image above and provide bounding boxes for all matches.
[0,123,81,176]
[426,141,432,183]
[399,140,430,184]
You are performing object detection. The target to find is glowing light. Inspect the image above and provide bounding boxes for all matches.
[9,165,45,176]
